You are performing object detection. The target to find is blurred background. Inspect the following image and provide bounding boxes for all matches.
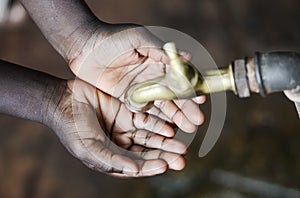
[0,0,300,197]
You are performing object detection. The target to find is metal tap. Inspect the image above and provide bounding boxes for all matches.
[125,42,300,117]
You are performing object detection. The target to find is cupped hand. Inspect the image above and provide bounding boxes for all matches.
[49,79,191,177]
[67,23,205,132]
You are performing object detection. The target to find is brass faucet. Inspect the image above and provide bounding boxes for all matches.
[124,42,236,112]
[125,42,300,118]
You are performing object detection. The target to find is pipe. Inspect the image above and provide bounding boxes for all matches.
[235,52,300,117]
[254,52,300,95]
[124,42,300,115]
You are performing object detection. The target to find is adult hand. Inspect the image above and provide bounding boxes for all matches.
[48,79,188,177]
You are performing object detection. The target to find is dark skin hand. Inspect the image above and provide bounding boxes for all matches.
[0,60,194,177]
[20,0,206,132]
[13,0,207,177]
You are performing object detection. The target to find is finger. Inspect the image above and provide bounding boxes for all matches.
[133,113,175,137]
[173,99,205,126]
[82,161,128,177]
[136,159,168,177]
[110,154,139,176]
[154,100,178,119]
[192,95,206,104]
[78,136,139,177]
[146,106,173,123]
[81,140,167,177]
[178,50,192,62]
[83,152,139,177]
[130,146,186,171]
[131,130,187,154]
[84,158,167,178]
[154,100,197,133]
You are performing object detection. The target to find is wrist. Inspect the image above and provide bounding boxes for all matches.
[0,61,66,126]
[20,0,106,62]
[64,18,109,62]
[41,78,68,130]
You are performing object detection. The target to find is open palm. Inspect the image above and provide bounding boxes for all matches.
[68,24,205,132]
[51,79,189,177]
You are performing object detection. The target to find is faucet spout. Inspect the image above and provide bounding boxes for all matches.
[125,42,236,112]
